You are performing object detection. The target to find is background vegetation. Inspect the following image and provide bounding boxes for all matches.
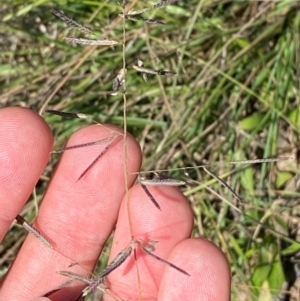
[1,0,300,300]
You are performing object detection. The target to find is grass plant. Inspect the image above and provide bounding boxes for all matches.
[1,0,300,300]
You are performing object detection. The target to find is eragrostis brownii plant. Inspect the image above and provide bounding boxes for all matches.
[8,1,294,301]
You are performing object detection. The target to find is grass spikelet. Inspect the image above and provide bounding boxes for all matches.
[112,68,127,95]
[51,8,93,35]
[64,37,119,46]
[120,14,165,25]
[127,0,179,16]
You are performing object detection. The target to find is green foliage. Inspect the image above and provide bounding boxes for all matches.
[276,171,293,188]
[239,113,265,131]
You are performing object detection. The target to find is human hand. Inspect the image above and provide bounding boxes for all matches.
[0,107,230,301]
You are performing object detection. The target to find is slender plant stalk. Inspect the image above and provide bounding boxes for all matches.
[121,2,143,300]
[135,156,292,175]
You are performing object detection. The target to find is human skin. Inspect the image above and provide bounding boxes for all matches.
[0,107,231,301]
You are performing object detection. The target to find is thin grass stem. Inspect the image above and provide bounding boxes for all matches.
[135,157,293,175]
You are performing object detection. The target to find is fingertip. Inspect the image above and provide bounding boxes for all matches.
[116,184,193,239]
[0,107,53,240]
[159,238,231,301]
[106,184,193,299]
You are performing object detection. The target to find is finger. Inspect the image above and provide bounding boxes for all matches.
[0,125,142,301]
[159,238,231,301]
[0,107,53,242]
[103,184,194,301]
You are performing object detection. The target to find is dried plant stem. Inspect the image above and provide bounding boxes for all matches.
[121,3,143,300]
[136,156,293,175]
